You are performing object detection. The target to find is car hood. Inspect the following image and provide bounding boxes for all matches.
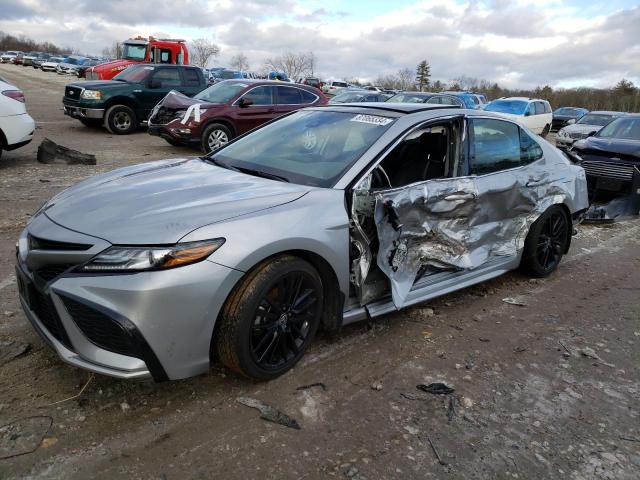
[574,137,640,160]
[553,114,577,121]
[561,124,601,135]
[41,157,310,244]
[158,90,223,110]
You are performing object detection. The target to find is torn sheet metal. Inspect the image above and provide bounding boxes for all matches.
[374,166,588,307]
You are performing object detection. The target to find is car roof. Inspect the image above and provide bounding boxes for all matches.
[321,102,465,115]
[588,111,627,115]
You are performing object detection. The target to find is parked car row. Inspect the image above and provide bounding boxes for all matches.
[1,51,110,77]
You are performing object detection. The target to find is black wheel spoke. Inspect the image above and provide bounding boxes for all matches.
[249,269,320,371]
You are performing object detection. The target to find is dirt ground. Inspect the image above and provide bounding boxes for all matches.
[0,63,639,480]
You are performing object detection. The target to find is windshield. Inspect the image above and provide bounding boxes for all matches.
[387,93,427,103]
[484,100,528,115]
[113,64,154,83]
[218,70,242,79]
[65,58,80,65]
[122,43,147,61]
[555,107,583,116]
[577,114,616,126]
[195,81,248,103]
[596,117,640,140]
[209,110,395,187]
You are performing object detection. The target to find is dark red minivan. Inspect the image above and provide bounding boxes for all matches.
[148,80,328,152]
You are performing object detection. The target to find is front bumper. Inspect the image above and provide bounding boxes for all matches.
[148,122,200,146]
[554,135,574,149]
[63,105,104,120]
[17,217,244,381]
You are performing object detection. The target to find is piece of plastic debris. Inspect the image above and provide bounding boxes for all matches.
[0,340,31,367]
[236,397,301,430]
[479,337,490,342]
[120,402,130,413]
[502,297,528,307]
[447,396,456,422]
[371,381,383,391]
[37,138,96,165]
[461,396,473,409]
[40,437,58,448]
[544,314,560,323]
[422,331,433,338]
[416,383,455,395]
[579,347,615,368]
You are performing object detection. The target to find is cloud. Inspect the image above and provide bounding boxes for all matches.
[0,0,638,88]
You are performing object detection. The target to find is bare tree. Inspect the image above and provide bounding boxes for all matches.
[101,41,122,59]
[396,68,415,91]
[264,51,315,80]
[190,38,220,68]
[230,52,250,71]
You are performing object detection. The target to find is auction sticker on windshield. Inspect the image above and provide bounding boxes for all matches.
[350,114,393,126]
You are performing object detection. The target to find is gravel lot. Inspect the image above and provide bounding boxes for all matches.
[1,63,639,480]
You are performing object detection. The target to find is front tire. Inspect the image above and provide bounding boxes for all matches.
[520,205,569,277]
[201,123,232,153]
[105,105,137,135]
[215,255,323,380]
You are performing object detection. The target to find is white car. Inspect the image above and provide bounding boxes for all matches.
[322,80,349,96]
[484,97,553,136]
[41,57,65,72]
[555,111,627,149]
[0,77,35,160]
[0,51,20,63]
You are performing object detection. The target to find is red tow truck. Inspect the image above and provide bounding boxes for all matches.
[85,36,189,80]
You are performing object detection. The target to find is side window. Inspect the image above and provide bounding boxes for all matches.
[520,128,544,164]
[182,68,201,87]
[160,49,171,63]
[471,96,480,105]
[242,86,274,105]
[527,103,536,116]
[426,96,441,104]
[300,89,318,104]
[277,86,303,105]
[470,119,521,174]
[150,68,181,88]
[535,102,545,115]
[544,102,552,113]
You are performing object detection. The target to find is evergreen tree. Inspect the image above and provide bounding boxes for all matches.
[415,60,431,92]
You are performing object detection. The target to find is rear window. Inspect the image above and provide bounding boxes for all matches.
[183,68,201,87]
[277,86,303,104]
[484,100,528,115]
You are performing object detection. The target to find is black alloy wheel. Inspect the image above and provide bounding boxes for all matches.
[250,271,319,370]
[215,255,323,380]
[521,205,569,277]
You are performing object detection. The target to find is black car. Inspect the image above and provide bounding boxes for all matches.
[572,114,640,195]
[552,107,588,131]
[386,91,464,107]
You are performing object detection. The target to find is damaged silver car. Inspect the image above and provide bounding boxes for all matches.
[16,104,588,381]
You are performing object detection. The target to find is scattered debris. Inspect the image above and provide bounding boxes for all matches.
[479,337,490,342]
[422,330,433,338]
[295,382,327,392]
[579,347,615,368]
[423,307,435,317]
[3,311,14,317]
[448,324,463,331]
[426,435,447,466]
[514,346,527,353]
[460,396,474,409]
[446,396,456,422]
[40,437,58,448]
[37,138,96,165]
[544,314,561,323]
[620,436,640,443]
[502,297,528,307]
[236,397,301,430]
[370,381,383,391]
[0,340,31,367]
[0,416,53,460]
[120,402,130,413]
[417,383,455,395]
[558,340,573,357]
[404,425,419,435]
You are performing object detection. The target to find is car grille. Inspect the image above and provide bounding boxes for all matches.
[60,295,139,358]
[35,264,75,282]
[582,161,635,181]
[569,132,588,139]
[65,86,83,100]
[150,107,184,125]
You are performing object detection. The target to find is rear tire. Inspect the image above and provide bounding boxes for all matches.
[105,105,137,135]
[215,255,323,380]
[541,124,550,138]
[520,205,569,277]
[201,123,232,154]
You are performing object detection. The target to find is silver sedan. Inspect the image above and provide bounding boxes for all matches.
[16,104,589,381]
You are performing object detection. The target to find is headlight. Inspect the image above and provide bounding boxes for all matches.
[80,239,225,272]
[81,90,101,100]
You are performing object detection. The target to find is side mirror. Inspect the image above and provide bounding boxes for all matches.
[238,97,253,108]
[148,79,162,89]
[567,119,576,125]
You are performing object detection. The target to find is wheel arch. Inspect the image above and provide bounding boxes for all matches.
[202,117,236,138]
[103,96,140,114]
[209,248,345,365]
[0,127,7,149]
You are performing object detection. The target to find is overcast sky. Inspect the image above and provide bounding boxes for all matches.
[0,0,638,88]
